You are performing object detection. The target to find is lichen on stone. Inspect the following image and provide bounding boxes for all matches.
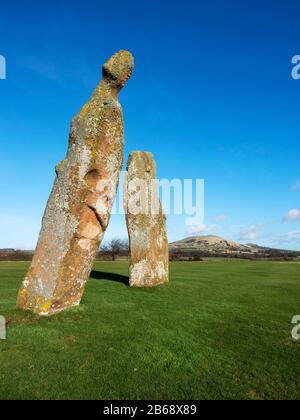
[124,152,169,288]
[17,50,134,316]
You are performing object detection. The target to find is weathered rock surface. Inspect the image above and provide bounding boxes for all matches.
[124,152,169,287]
[17,50,134,315]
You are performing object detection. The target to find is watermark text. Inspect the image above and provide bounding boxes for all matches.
[0,316,6,340]
[0,55,6,80]
[292,55,300,80]
[291,315,300,342]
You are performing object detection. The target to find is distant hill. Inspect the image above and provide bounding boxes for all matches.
[169,235,300,259]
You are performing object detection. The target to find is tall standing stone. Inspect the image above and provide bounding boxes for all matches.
[17,50,134,315]
[124,152,169,287]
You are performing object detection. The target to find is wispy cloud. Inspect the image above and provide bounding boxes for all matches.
[19,55,97,88]
[186,224,214,236]
[278,230,300,244]
[291,181,300,192]
[283,209,300,222]
[21,58,63,84]
[239,224,263,241]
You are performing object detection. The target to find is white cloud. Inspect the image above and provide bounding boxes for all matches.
[21,58,63,84]
[186,224,214,236]
[283,209,300,222]
[278,231,300,244]
[239,224,262,241]
[291,181,300,192]
[214,215,227,223]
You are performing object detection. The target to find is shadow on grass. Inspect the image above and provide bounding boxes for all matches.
[90,271,129,286]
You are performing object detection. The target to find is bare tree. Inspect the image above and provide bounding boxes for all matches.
[101,238,129,261]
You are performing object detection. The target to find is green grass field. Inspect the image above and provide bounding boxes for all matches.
[0,260,299,400]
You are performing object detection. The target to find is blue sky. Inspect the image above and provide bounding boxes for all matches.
[1,0,300,250]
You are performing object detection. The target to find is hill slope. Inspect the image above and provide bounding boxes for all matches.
[169,235,300,257]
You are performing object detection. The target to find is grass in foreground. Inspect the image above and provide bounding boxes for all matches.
[0,260,299,400]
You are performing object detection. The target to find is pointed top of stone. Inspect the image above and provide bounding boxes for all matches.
[127,151,155,176]
[129,151,153,159]
[103,50,134,91]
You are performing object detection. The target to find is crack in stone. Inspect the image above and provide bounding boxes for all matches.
[87,204,105,231]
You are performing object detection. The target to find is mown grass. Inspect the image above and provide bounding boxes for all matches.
[0,260,299,400]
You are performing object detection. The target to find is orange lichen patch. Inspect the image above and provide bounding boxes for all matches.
[18,293,55,316]
[39,301,53,315]
[16,288,30,309]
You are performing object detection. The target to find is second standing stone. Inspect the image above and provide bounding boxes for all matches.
[124,152,169,287]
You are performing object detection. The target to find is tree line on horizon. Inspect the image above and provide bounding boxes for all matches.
[0,239,299,262]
